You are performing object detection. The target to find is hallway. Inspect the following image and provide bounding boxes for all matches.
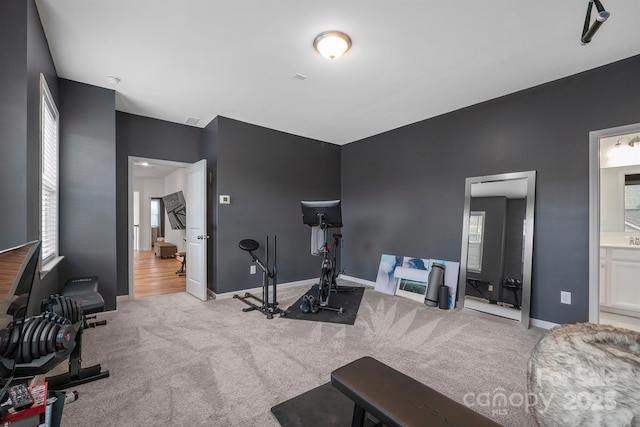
[134,250,185,298]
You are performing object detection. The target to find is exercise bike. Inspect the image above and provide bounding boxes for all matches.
[301,200,353,314]
[233,236,286,320]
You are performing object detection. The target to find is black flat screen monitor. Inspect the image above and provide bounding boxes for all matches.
[301,200,342,228]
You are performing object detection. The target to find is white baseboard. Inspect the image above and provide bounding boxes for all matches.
[338,274,376,287]
[116,295,130,303]
[212,278,317,300]
[340,274,559,330]
[530,318,559,330]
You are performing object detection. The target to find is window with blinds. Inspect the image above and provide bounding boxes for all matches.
[40,74,59,265]
[467,211,485,273]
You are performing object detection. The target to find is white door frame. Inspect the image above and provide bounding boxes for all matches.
[589,122,640,322]
[127,156,192,298]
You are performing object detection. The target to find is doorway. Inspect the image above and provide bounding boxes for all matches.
[589,123,640,332]
[128,157,190,298]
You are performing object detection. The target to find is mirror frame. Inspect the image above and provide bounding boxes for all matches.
[458,171,536,328]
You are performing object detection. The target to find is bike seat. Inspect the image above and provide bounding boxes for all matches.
[239,239,259,252]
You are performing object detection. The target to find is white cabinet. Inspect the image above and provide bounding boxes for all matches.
[600,247,640,314]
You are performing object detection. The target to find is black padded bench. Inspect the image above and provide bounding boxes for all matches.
[62,276,105,315]
[331,357,502,427]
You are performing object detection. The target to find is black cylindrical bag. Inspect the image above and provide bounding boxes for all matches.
[438,285,449,309]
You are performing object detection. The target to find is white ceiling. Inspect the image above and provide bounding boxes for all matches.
[471,178,528,199]
[35,0,640,145]
[131,157,187,179]
[132,163,179,179]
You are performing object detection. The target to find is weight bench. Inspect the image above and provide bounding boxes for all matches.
[45,276,110,390]
[61,276,105,320]
[331,357,501,427]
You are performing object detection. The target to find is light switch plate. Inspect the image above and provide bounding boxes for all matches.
[561,291,571,305]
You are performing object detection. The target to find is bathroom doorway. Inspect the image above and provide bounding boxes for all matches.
[590,123,640,332]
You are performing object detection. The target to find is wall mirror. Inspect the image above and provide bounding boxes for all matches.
[459,171,536,328]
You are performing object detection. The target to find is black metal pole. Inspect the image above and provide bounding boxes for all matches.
[264,236,269,305]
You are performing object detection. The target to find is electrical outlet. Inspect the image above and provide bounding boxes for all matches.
[488,285,493,292]
[250,265,256,275]
[561,291,571,305]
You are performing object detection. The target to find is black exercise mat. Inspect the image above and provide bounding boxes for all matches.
[271,382,353,427]
[285,285,365,325]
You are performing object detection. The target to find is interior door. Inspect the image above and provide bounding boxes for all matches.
[186,159,208,301]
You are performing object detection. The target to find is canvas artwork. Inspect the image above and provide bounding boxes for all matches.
[374,253,460,308]
[393,257,431,303]
[374,254,403,295]
[162,191,187,230]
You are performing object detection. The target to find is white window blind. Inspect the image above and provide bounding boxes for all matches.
[40,74,59,264]
[467,211,485,273]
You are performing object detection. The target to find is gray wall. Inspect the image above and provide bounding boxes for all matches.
[0,0,29,249]
[115,112,203,296]
[504,199,526,281]
[342,54,640,325]
[214,117,341,294]
[468,197,507,302]
[0,0,60,303]
[58,79,117,310]
[0,0,58,249]
[202,117,218,293]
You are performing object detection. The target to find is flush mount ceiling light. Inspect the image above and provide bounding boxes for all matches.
[313,31,352,61]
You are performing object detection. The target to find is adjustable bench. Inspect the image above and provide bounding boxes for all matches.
[331,357,501,427]
[61,276,105,316]
[45,276,110,390]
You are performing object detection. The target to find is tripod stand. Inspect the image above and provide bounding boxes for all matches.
[233,236,286,319]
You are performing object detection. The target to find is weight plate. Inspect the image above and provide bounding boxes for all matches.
[46,324,60,354]
[6,323,21,358]
[31,317,48,359]
[21,317,40,363]
[39,320,54,357]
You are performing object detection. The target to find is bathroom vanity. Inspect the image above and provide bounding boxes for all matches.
[600,242,640,316]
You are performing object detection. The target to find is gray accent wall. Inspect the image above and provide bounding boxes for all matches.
[115,112,203,296]
[202,117,218,293]
[1,0,57,249]
[0,0,29,249]
[468,197,507,302]
[342,54,640,325]
[212,117,341,294]
[0,0,60,301]
[58,79,117,310]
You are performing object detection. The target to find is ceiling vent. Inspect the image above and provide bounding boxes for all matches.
[185,117,200,126]
[294,73,307,81]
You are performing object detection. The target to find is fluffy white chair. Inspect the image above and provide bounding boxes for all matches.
[528,322,640,426]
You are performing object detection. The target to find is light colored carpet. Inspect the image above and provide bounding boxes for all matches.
[60,281,546,426]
